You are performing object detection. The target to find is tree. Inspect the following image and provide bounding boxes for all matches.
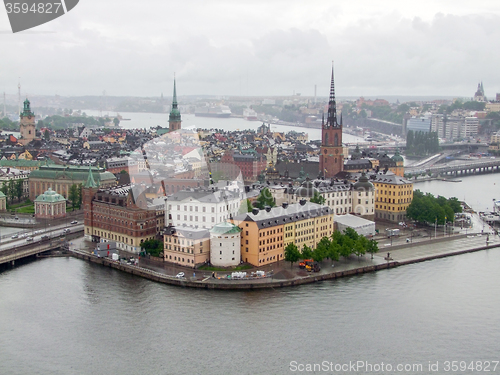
[44,129,50,141]
[7,180,16,203]
[353,236,368,257]
[284,243,301,268]
[68,184,79,211]
[301,244,313,260]
[310,191,325,205]
[77,183,83,209]
[255,187,275,209]
[313,237,330,262]
[366,239,379,259]
[15,179,24,202]
[113,117,120,126]
[246,199,253,212]
[141,239,163,257]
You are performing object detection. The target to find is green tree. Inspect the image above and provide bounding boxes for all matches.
[366,239,379,259]
[113,117,120,126]
[68,184,79,211]
[246,199,253,212]
[353,236,368,257]
[7,180,16,203]
[255,187,275,209]
[301,244,313,260]
[313,237,330,262]
[141,239,163,257]
[284,243,301,268]
[44,129,50,141]
[15,179,24,202]
[310,191,325,205]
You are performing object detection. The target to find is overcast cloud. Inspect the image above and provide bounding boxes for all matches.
[1,0,500,98]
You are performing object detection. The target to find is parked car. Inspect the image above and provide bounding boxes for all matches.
[71,220,78,225]
[63,228,71,233]
[175,272,185,278]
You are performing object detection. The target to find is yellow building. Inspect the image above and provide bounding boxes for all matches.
[372,171,413,223]
[232,201,334,267]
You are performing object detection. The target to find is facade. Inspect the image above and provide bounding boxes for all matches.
[163,226,210,268]
[445,116,463,140]
[319,68,344,178]
[165,186,243,229]
[29,164,116,200]
[407,117,431,133]
[169,78,182,132]
[0,191,6,211]
[463,117,479,137]
[19,99,36,146]
[83,170,157,253]
[34,188,66,219]
[0,167,30,198]
[431,114,445,138]
[231,201,333,267]
[209,221,242,267]
[106,157,130,174]
[372,171,413,223]
[220,150,267,183]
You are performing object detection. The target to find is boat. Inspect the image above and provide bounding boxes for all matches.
[195,104,231,118]
[243,108,258,121]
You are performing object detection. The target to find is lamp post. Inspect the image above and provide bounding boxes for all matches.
[444,216,446,237]
[434,217,437,239]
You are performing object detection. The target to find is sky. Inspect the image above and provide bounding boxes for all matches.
[1,0,500,99]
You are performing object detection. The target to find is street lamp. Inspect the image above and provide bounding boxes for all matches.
[434,217,437,239]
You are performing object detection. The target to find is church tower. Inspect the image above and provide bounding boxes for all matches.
[19,98,36,145]
[168,78,182,132]
[319,66,343,178]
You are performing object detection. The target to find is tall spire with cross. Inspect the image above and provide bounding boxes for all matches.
[168,74,182,131]
[325,63,338,128]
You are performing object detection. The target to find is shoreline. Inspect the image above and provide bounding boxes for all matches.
[68,233,500,290]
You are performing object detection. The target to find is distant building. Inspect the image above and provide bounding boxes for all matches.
[19,99,36,146]
[463,117,479,137]
[473,82,486,102]
[407,117,431,133]
[0,191,6,211]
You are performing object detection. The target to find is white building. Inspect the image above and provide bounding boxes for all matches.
[165,186,244,230]
[209,221,241,267]
[463,117,479,137]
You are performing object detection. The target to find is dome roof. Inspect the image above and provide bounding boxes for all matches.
[353,173,374,190]
[34,188,66,203]
[210,221,241,235]
[392,149,404,162]
[295,180,319,198]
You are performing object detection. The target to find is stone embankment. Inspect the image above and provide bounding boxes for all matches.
[69,233,500,290]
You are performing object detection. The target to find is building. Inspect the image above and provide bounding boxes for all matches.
[231,201,333,267]
[431,114,445,138]
[463,117,479,137]
[165,186,244,229]
[335,214,375,237]
[473,82,486,102]
[83,169,157,253]
[220,150,267,183]
[34,188,66,219]
[372,171,413,223]
[0,167,30,198]
[19,99,36,146]
[0,191,6,211]
[29,164,116,200]
[169,78,182,132]
[209,221,241,267]
[407,117,431,133]
[163,226,210,268]
[106,157,130,174]
[320,67,344,178]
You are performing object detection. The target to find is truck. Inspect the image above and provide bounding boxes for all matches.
[299,259,320,272]
[386,228,400,238]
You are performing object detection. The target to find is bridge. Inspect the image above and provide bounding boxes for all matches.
[405,158,500,177]
[0,229,83,267]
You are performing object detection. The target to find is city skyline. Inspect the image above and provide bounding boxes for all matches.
[1,1,500,97]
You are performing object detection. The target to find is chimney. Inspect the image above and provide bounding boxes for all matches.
[282,202,288,209]
[252,208,259,215]
[265,206,272,212]
[299,199,306,206]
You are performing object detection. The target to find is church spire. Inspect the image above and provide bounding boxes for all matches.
[84,164,98,188]
[326,63,338,128]
[169,75,181,127]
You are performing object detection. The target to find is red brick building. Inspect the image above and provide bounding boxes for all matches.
[220,150,266,183]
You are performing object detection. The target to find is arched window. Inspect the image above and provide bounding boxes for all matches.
[324,133,329,145]
[334,134,338,146]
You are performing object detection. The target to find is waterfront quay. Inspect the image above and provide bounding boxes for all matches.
[68,231,500,290]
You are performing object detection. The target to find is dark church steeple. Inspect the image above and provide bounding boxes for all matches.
[325,65,339,128]
[168,76,182,131]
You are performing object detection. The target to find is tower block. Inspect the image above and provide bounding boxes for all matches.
[319,67,343,178]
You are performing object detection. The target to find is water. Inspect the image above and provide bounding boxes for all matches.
[82,110,363,143]
[416,173,500,213]
[0,250,499,375]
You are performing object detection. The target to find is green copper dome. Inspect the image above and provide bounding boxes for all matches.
[392,149,404,162]
[210,221,241,235]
